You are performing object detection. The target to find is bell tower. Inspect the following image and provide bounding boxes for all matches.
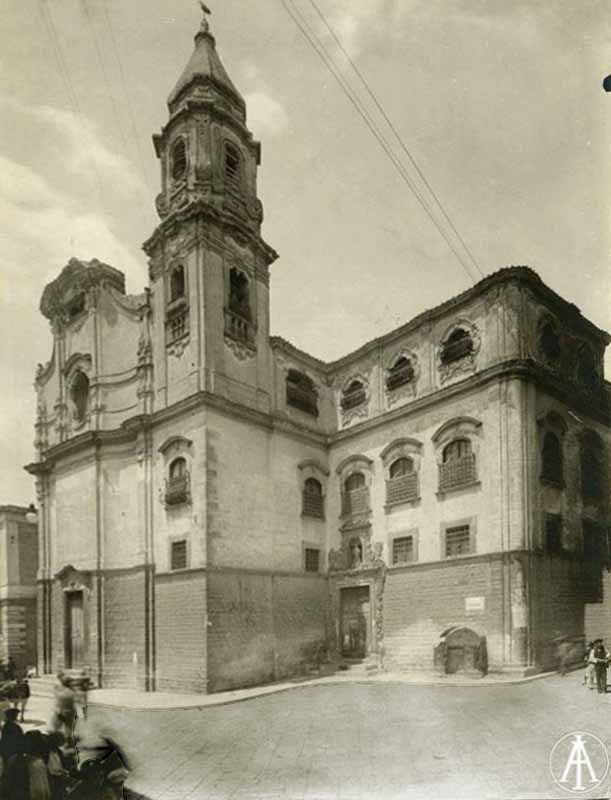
[144,8,278,410]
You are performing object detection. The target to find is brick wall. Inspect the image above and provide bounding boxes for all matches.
[530,554,586,670]
[155,570,207,693]
[383,556,505,670]
[586,570,611,644]
[104,569,146,689]
[207,570,327,693]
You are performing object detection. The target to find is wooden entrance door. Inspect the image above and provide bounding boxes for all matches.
[66,592,84,668]
[340,586,370,658]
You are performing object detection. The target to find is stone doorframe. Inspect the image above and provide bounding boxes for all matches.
[329,565,386,662]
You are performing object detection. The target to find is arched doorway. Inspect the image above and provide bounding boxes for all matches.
[436,626,485,674]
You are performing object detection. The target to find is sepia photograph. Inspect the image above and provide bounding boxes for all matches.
[0,1,610,798]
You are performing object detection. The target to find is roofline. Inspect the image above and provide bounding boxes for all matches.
[271,267,610,373]
[0,505,34,516]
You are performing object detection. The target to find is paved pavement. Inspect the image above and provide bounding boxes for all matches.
[22,670,611,800]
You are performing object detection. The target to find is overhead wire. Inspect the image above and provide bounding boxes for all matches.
[281,0,480,284]
[100,0,154,196]
[38,0,105,206]
[306,0,484,278]
[80,0,133,165]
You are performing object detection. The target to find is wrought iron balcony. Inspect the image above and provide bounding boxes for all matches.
[438,454,477,492]
[441,336,473,364]
[341,487,370,517]
[287,384,318,416]
[386,365,414,391]
[165,474,190,506]
[341,388,366,411]
[386,472,419,505]
[302,490,324,518]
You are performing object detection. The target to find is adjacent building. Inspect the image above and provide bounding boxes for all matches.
[26,15,611,693]
[0,506,38,672]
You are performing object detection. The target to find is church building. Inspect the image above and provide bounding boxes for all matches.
[26,15,611,693]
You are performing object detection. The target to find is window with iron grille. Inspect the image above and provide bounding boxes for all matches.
[539,323,561,362]
[541,432,563,484]
[171,539,187,571]
[441,328,473,364]
[169,265,185,303]
[439,439,476,492]
[166,458,189,506]
[342,472,369,516]
[287,370,318,416]
[581,434,605,501]
[386,357,414,391]
[224,144,241,185]
[386,458,418,505]
[166,309,188,343]
[392,536,414,565]
[445,525,472,557]
[304,548,320,573]
[302,478,324,518]
[545,514,562,553]
[341,380,366,410]
[171,138,187,181]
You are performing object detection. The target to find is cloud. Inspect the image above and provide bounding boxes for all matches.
[245,91,290,137]
[0,95,146,196]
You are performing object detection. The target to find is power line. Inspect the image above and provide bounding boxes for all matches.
[281,0,480,284]
[100,0,153,197]
[306,0,484,278]
[80,0,133,165]
[38,0,105,206]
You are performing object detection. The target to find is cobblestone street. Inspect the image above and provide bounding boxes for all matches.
[25,671,611,800]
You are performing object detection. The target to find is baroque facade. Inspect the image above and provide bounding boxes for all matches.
[26,16,611,692]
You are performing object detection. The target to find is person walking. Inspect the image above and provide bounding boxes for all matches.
[593,639,609,694]
[25,730,51,800]
[584,641,596,689]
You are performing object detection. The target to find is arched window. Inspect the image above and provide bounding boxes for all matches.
[342,471,368,516]
[539,323,561,362]
[439,438,476,491]
[166,457,189,506]
[443,438,472,462]
[286,369,318,416]
[441,328,473,365]
[302,477,324,518]
[341,380,366,411]
[169,457,187,480]
[171,138,187,181]
[386,357,414,391]
[541,431,563,484]
[387,457,418,505]
[389,457,414,478]
[577,347,599,393]
[224,143,241,185]
[170,265,185,303]
[228,268,251,321]
[581,432,604,501]
[70,372,89,424]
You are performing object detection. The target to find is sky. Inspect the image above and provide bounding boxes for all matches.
[1,0,609,504]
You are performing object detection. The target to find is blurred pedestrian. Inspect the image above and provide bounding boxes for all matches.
[51,675,77,741]
[584,641,596,689]
[3,731,29,800]
[593,639,609,694]
[25,730,51,800]
[15,678,30,723]
[46,732,70,800]
[557,637,571,676]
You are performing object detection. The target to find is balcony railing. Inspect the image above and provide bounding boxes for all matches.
[441,337,473,364]
[438,454,477,492]
[341,388,366,411]
[224,308,255,347]
[165,474,190,506]
[386,365,414,391]
[287,384,318,416]
[166,307,189,343]
[386,472,419,505]
[341,487,370,517]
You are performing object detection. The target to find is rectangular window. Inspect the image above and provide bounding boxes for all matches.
[304,548,320,573]
[545,514,562,554]
[445,525,472,558]
[171,540,187,571]
[392,536,414,565]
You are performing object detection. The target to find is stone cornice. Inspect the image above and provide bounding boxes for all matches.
[143,199,278,267]
[24,356,609,476]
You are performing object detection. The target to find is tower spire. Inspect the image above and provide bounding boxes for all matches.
[197,2,211,35]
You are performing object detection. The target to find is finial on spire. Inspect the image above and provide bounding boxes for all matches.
[198,1,211,34]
